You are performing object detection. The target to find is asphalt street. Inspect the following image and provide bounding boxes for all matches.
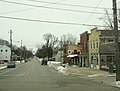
[0,58,119,91]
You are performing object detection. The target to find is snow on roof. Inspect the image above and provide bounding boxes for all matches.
[67,54,78,58]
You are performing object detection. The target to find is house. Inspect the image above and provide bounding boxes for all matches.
[63,44,82,65]
[88,27,120,69]
[79,31,89,67]
[0,45,11,62]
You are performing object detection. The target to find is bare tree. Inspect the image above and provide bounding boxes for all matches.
[99,10,114,30]
[60,33,77,45]
[104,10,114,30]
[36,42,44,49]
[43,33,58,59]
[99,9,120,30]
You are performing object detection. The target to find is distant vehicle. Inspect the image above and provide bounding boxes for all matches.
[41,60,47,65]
[7,61,16,68]
[25,60,28,62]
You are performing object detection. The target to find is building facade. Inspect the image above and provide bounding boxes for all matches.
[89,27,120,69]
[63,44,82,65]
[0,45,11,62]
[89,28,101,69]
[79,31,89,67]
[99,43,116,70]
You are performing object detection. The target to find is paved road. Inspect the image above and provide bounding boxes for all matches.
[0,58,119,91]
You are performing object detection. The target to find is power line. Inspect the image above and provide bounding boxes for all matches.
[73,0,103,35]
[29,0,111,10]
[0,0,110,15]
[0,8,35,15]
[0,15,108,27]
[85,0,103,22]
[0,0,67,15]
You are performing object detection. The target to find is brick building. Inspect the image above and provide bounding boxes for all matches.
[79,31,89,67]
[63,44,82,65]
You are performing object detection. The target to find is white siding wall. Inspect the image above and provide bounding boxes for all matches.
[0,45,11,61]
[55,51,63,62]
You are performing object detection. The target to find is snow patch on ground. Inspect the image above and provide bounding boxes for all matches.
[111,81,120,88]
[88,74,104,77]
[107,73,116,77]
[48,61,68,75]
[38,58,43,63]
[57,66,68,75]
[0,66,7,70]
[48,61,61,64]
[48,61,61,67]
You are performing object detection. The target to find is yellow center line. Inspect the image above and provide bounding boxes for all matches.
[24,61,35,77]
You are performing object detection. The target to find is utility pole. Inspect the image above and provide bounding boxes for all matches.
[61,39,63,63]
[10,30,13,62]
[20,40,22,61]
[113,0,120,81]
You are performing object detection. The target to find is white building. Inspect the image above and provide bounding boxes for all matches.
[0,45,11,62]
[55,51,63,62]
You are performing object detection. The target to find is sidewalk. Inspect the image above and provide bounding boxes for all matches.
[66,66,116,87]
[48,63,119,88]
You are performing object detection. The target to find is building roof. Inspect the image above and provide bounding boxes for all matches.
[0,45,10,49]
[90,27,120,37]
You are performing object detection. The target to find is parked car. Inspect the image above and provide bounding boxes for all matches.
[7,61,16,68]
[41,60,47,65]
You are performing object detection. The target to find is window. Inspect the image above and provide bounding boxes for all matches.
[68,51,71,54]
[97,57,98,65]
[5,49,8,52]
[74,50,77,53]
[91,43,92,49]
[91,56,93,64]
[1,50,3,52]
[108,40,113,43]
[93,43,95,48]
[96,42,98,48]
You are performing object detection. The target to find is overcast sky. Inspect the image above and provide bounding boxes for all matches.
[0,0,119,52]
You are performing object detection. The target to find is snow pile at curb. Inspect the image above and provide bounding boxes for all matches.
[57,66,68,75]
[112,81,120,88]
[48,61,61,67]
[48,61,68,75]
[48,62,53,67]
[47,61,61,69]
[48,61,61,64]
[88,74,104,77]
[0,66,7,70]
[38,58,43,63]
[107,74,116,77]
